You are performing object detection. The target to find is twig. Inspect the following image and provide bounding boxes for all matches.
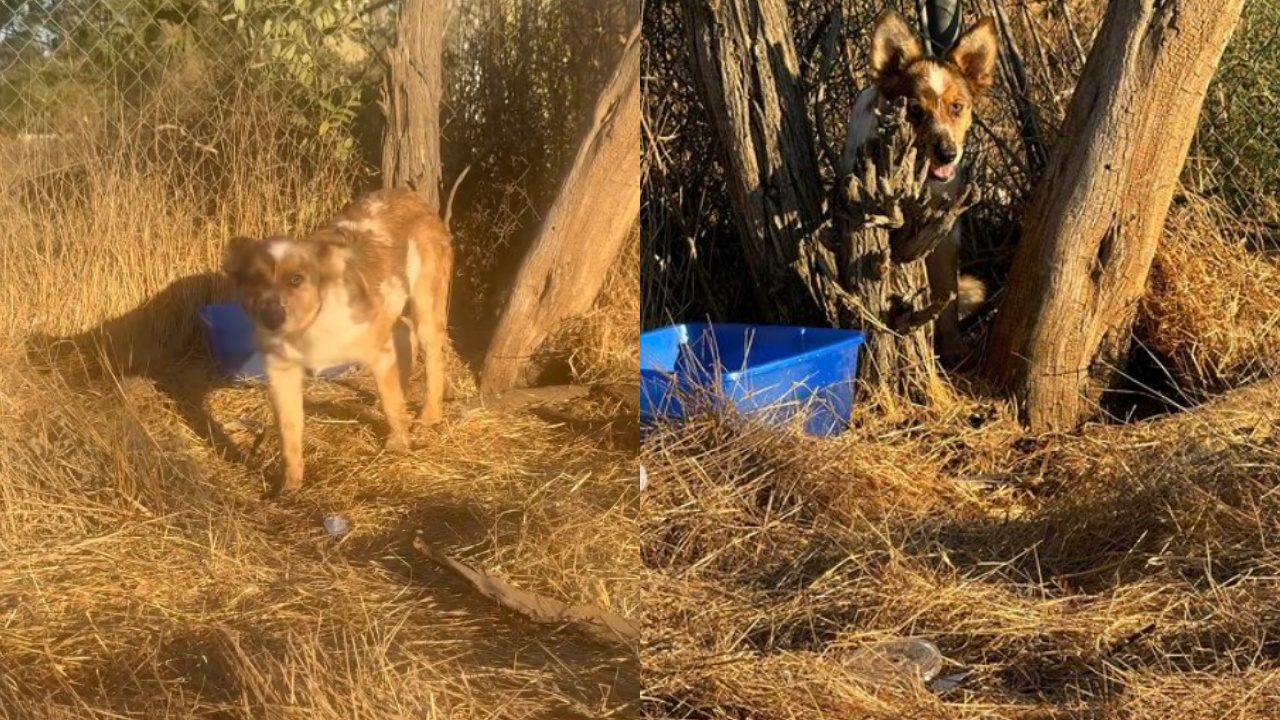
[898,291,954,333]
[412,533,640,648]
[443,163,472,233]
[1057,0,1089,70]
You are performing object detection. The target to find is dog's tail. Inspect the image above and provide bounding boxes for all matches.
[957,274,987,321]
[443,164,473,235]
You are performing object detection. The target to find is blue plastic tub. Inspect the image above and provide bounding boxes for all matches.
[197,303,354,382]
[640,322,865,436]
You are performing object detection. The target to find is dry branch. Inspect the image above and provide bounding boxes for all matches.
[413,534,640,648]
[454,384,591,418]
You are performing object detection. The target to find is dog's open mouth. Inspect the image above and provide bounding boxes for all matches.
[929,162,957,181]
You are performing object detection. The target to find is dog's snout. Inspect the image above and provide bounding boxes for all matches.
[935,142,958,165]
[259,300,286,331]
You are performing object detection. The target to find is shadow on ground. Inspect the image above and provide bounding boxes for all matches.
[21,272,441,477]
[22,271,244,458]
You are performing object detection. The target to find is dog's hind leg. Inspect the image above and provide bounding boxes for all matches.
[393,314,416,401]
[368,336,412,451]
[410,252,450,425]
[411,281,447,424]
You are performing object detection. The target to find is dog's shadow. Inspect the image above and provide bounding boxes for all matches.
[24,271,251,462]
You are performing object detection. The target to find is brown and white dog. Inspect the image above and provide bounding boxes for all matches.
[223,187,453,494]
[841,9,998,363]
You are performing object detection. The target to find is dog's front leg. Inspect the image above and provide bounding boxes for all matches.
[369,339,411,452]
[265,358,306,494]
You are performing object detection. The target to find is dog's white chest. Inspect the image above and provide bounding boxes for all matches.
[271,288,370,370]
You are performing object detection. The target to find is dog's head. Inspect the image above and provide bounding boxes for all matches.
[868,9,998,181]
[221,234,350,334]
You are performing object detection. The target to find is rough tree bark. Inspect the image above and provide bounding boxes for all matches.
[382,0,445,209]
[685,0,830,325]
[983,0,1245,432]
[479,21,641,394]
[834,100,975,405]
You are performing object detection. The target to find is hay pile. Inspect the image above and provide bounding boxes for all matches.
[1138,192,1280,398]
[641,385,1280,719]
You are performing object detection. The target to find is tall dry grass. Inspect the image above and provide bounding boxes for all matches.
[0,140,639,720]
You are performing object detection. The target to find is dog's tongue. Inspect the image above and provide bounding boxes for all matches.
[931,163,956,181]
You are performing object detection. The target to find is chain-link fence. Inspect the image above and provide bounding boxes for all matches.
[0,0,388,202]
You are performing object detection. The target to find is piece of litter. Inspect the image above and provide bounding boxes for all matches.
[640,464,648,491]
[323,515,349,537]
[839,637,943,686]
[930,670,973,694]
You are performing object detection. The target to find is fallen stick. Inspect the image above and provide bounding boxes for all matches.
[412,533,640,648]
[453,384,592,418]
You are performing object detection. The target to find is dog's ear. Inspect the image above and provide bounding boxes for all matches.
[946,16,998,93]
[870,9,923,86]
[222,235,259,281]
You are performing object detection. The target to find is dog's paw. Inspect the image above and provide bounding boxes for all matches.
[385,433,412,453]
[271,468,303,498]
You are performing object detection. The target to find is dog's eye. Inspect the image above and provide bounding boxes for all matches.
[906,102,924,121]
[950,102,965,117]
[289,273,305,286]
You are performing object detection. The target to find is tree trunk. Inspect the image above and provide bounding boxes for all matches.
[479,21,641,395]
[835,101,973,406]
[982,0,1245,432]
[381,0,445,210]
[684,0,829,325]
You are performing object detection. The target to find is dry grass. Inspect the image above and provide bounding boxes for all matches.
[1138,192,1280,399]
[546,221,642,386]
[641,384,1280,719]
[0,126,639,716]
